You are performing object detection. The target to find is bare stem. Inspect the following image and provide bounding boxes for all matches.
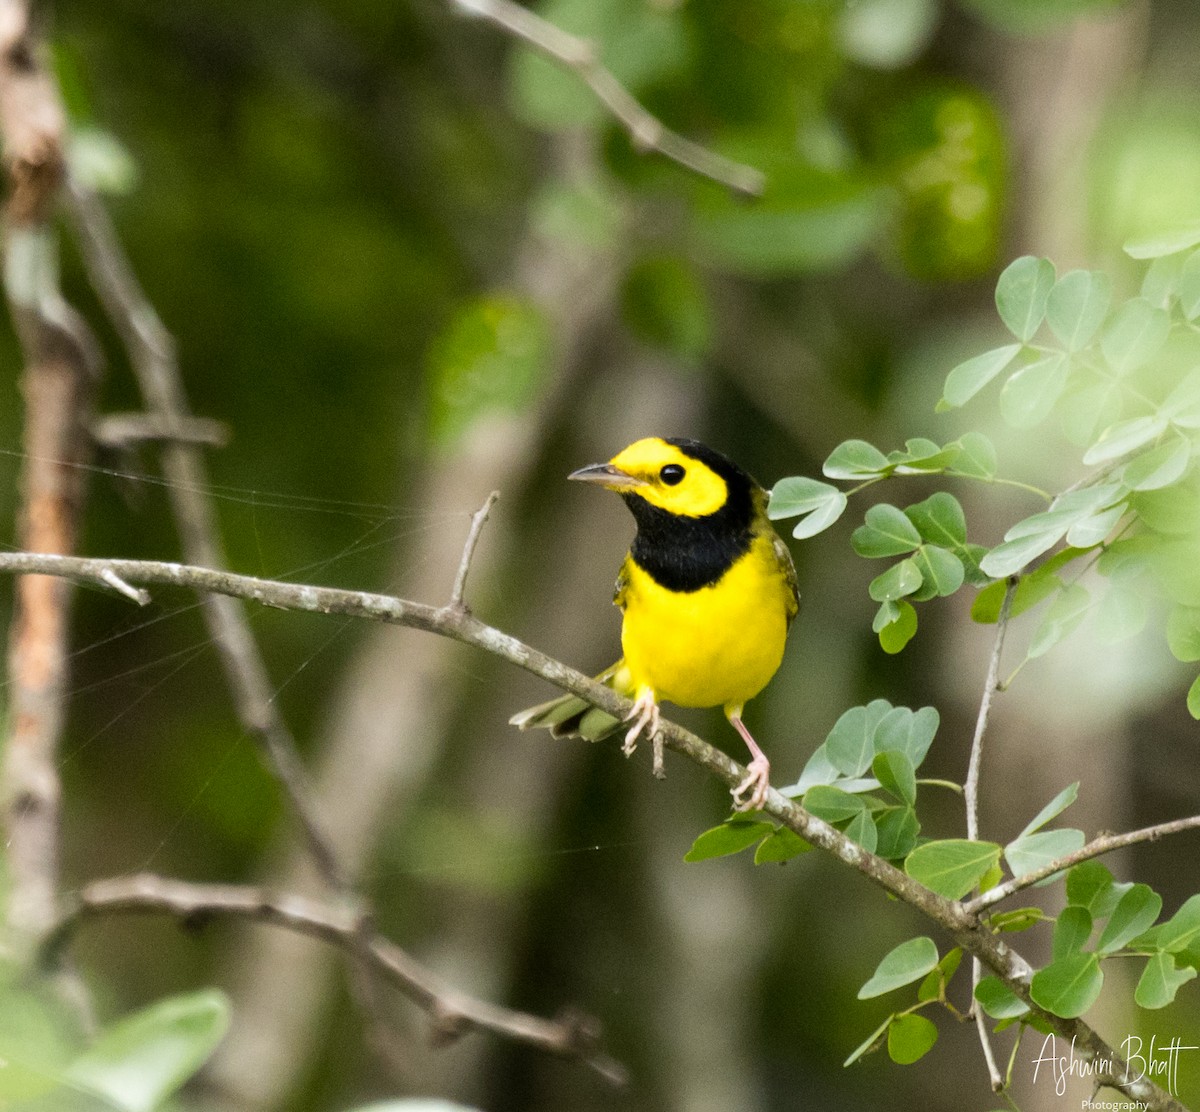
[448,490,499,610]
[47,873,627,1087]
[965,579,1016,842]
[447,0,765,197]
[0,548,1185,1111]
[966,814,1200,915]
[62,176,347,894]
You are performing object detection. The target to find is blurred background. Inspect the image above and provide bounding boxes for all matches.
[3,0,1200,1108]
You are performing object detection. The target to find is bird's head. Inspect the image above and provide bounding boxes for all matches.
[568,437,748,518]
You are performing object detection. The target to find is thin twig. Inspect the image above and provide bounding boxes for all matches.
[97,568,151,606]
[966,815,1200,915]
[46,873,627,1087]
[964,578,1015,1091]
[62,176,347,895]
[91,412,230,449]
[447,0,765,197]
[448,490,499,611]
[965,578,1016,842]
[0,548,1185,1111]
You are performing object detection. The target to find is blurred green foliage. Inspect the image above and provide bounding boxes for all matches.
[5,0,1200,1110]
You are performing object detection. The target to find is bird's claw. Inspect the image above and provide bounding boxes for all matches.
[732,756,770,812]
[623,692,660,757]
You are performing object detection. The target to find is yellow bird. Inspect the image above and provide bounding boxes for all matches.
[511,437,799,810]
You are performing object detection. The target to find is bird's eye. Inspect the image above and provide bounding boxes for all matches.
[660,464,685,486]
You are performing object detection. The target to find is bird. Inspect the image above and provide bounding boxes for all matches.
[510,436,799,811]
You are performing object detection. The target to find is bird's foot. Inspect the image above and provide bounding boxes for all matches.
[623,691,659,757]
[732,755,770,812]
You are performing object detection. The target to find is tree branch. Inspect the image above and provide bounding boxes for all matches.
[0,549,1184,1110]
[447,0,765,197]
[61,175,348,895]
[45,873,627,1087]
[449,490,499,611]
[966,814,1200,915]
[0,0,99,946]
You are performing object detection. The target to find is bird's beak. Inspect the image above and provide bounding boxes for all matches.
[567,462,648,491]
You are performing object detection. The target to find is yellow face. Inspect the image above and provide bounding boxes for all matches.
[570,437,728,517]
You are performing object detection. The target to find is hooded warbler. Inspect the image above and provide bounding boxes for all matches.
[511,436,799,810]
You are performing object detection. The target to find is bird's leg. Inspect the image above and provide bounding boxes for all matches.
[728,710,770,812]
[623,688,660,757]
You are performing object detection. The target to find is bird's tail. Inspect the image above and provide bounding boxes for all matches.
[509,660,632,742]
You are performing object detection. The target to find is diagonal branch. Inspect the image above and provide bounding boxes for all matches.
[61,175,347,894]
[447,0,765,197]
[45,873,627,1086]
[0,548,1184,1111]
[966,814,1200,915]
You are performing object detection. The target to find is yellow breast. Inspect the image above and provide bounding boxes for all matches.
[618,532,793,711]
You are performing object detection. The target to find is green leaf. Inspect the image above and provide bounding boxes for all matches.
[1019,782,1080,838]
[874,806,920,859]
[753,827,813,864]
[804,784,868,822]
[1153,894,1200,953]
[1167,607,1200,662]
[905,839,1002,900]
[887,1013,938,1065]
[852,503,923,557]
[1028,584,1090,659]
[770,478,850,539]
[1083,414,1168,465]
[858,936,940,999]
[1136,952,1198,1009]
[1123,438,1191,492]
[979,532,1062,579]
[869,558,923,602]
[1124,220,1200,259]
[1005,828,1085,879]
[974,976,1030,1019]
[917,946,962,1002]
[1189,674,1200,719]
[1053,906,1093,959]
[877,600,918,654]
[684,819,773,862]
[1045,269,1112,351]
[1100,297,1171,376]
[989,907,1048,933]
[1000,352,1070,428]
[1178,249,1200,319]
[873,705,939,770]
[845,808,878,852]
[1063,380,1123,447]
[1065,503,1126,548]
[872,750,917,806]
[1030,952,1103,1018]
[824,439,891,480]
[941,344,1022,408]
[843,1014,893,1067]
[913,546,964,598]
[890,438,961,473]
[768,476,844,518]
[951,431,997,480]
[1066,861,1127,918]
[792,489,849,539]
[64,991,229,1112]
[996,256,1055,341]
[1142,251,1185,306]
[1097,884,1163,953]
[905,492,967,547]
[824,704,891,777]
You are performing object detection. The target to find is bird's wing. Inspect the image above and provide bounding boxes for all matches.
[772,531,801,624]
[613,554,633,611]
